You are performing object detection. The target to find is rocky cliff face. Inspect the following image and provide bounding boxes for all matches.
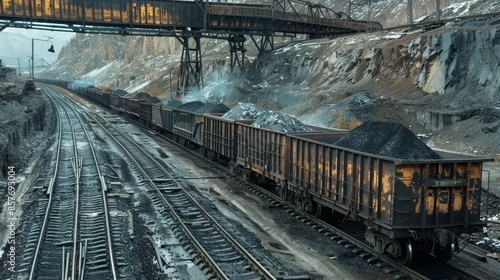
[227,17,500,155]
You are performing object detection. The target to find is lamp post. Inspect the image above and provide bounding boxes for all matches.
[31,36,55,79]
[169,67,174,100]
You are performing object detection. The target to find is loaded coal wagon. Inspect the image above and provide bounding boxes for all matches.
[235,110,344,185]
[173,102,230,147]
[285,122,493,265]
[236,121,291,183]
[151,104,163,129]
[202,113,254,163]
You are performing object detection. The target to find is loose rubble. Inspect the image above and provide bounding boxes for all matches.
[251,111,313,133]
[222,103,264,120]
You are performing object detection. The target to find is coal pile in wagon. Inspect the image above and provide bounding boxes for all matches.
[222,103,264,120]
[334,122,442,159]
[112,89,128,96]
[132,92,153,100]
[194,103,230,114]
[145,96,162,104]
[165,100,182,108]
[176,101,205,111]
[251,111,313,133]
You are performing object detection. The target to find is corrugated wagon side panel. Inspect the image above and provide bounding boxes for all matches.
[110,94,120,109]
[237,124,287,182]
[161,107,174,132]
[139,102,152,123]
[152,104,163,127]
[203,115,236,159]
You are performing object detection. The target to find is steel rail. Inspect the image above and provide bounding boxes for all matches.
[28,88,63,280]
[50,88,118,280]
[77,106,275,280]
[33,85,117,280]
[41,86,81,280]
[87,114,230,280]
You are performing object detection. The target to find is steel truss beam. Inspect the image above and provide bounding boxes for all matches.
[250,35,274,53]
[271,0,349,21]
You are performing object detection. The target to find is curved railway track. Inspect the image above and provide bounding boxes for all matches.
[26,85,117,280]
[58,89,279,279]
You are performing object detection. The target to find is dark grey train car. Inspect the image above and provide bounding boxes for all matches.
[202,113,254,162]
[286,132,493,264]
[151,104,163,128]
[139,102,152,124]
[236,122,289,183]
[172,108,203,146]
[161,106,175,133]
[110,93,120,110]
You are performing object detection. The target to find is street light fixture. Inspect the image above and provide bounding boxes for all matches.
[31,36,55,79]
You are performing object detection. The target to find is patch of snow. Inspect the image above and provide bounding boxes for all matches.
[383,32,406,40]
[125,80,151,93]
[85,63,114,79]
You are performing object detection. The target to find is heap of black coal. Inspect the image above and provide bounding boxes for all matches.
[334,122,442,159]
[165,100,182,108]
[174,101,229,114]
[194,103,230,114]
[112,89,128,96]
[176,101,205,111]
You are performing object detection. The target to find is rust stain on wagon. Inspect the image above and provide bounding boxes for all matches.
[453,189,463,211]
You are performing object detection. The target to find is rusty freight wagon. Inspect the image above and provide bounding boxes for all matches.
[236,123,290,183]
[110,93,121,110]
[139,102,153,125]
[127,98,146,118]
[202,114,253,163]
[151,104,164,132]
[285,128,493,265]
[118,96,129,113]
[173,108,204,146]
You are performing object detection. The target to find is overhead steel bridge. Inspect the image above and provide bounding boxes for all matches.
[0,0,383,93]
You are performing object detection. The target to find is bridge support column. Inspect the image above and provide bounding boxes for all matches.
[250,35,274,53]
[178,32,203,95]
[407,0,413,24]
[228,35,246,73]
[436,0,441,20]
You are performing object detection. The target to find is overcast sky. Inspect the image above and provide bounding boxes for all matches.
[0,27,75,69]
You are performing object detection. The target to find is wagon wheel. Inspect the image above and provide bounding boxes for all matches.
[229,161,240,175]
[278,186,289,201]
[301,200,322,218]
[243,168,254,182]
[395,238,413,266]
[434,242,455,263]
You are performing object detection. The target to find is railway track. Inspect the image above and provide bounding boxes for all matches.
[22,85,117,279]
[61,92,280,279]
